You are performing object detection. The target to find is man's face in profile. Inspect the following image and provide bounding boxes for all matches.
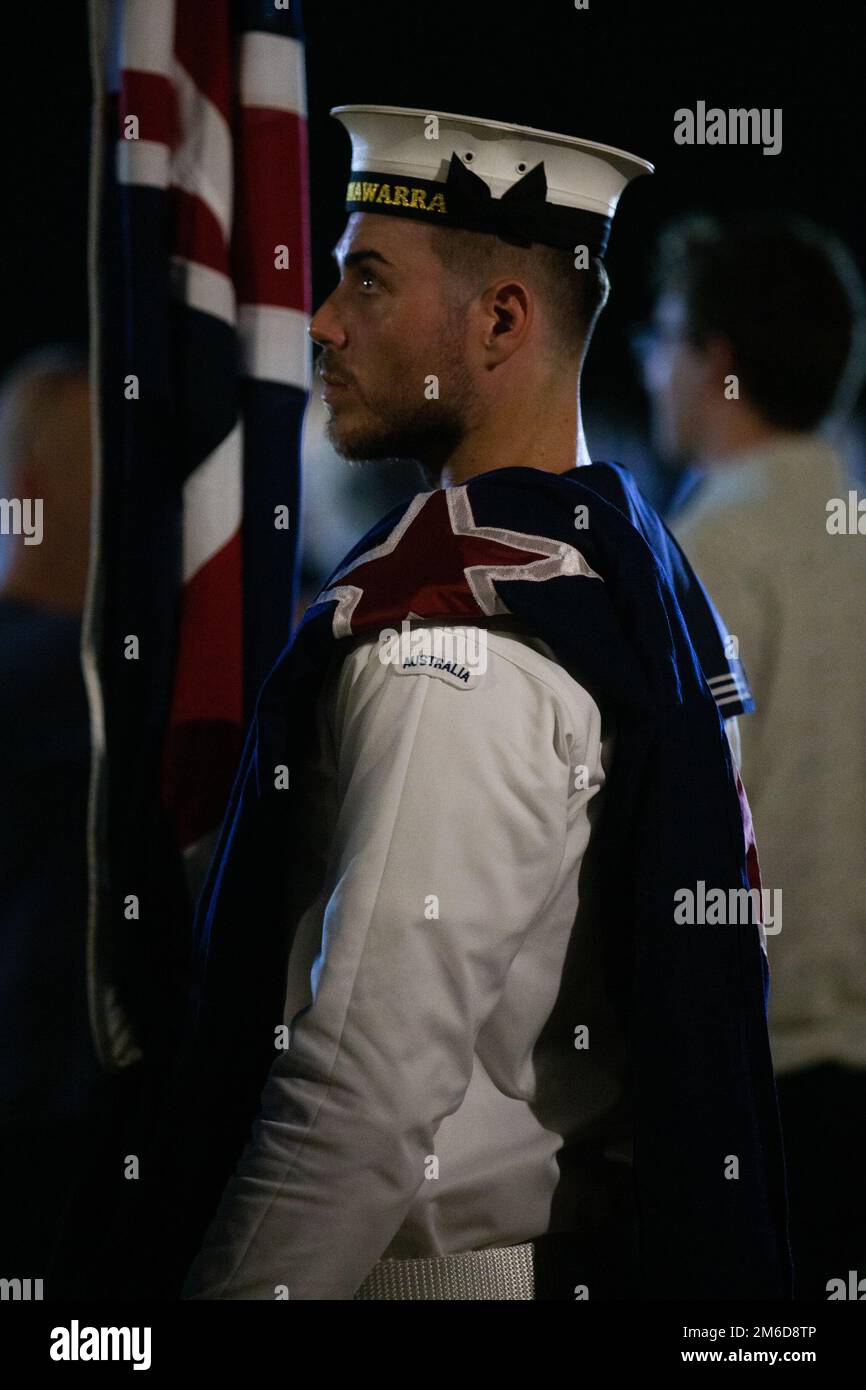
[310,213,478,473]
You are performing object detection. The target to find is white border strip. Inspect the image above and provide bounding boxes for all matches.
[83,0,145,1072]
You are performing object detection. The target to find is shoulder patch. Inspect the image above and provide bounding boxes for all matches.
[379,620,485,690]
[391,650,480,690]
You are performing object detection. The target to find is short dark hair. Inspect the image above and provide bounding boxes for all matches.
[427,224,610,363]
[652,212,866,430]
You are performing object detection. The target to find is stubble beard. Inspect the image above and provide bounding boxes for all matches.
[325,316,477,487]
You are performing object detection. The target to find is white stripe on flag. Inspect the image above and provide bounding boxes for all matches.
[115,137,172,190]
[172,59,233,241]
[182,421,243,583]
[238,304,312,389]
[170,256,237,329]
[239,32,307,115]
[118,0,175,82]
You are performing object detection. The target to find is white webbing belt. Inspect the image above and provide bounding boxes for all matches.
[353,1241,535,1300]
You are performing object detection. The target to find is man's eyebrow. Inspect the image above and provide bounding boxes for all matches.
[331,247,394,270]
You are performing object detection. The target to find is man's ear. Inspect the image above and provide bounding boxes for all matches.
[480,278,532,362]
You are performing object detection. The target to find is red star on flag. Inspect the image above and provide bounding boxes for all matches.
[317,483,602,638]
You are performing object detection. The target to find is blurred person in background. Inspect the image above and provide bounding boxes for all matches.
[639,212,866,1298]
[0,345,105,1276]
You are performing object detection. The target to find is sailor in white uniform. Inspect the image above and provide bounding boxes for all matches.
[183,616,630,1299]
[181,106,742,1301]
[182,616,742,1301]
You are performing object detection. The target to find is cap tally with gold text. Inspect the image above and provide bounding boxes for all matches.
[330,104,653,255]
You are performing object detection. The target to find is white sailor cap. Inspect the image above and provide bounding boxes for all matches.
[330,104,653,257]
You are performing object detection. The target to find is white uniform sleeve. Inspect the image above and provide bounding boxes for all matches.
[181,631,588,1300]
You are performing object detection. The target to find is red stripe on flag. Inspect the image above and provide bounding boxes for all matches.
[174,0,232,124]
[233,108,312,313]
[172,187,230,278]
[162,532,244,847]
[168,533,244,728]
[119,69,178,146]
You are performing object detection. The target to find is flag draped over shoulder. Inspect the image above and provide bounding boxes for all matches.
[84,0,312,1073]
[133,461,790,1301]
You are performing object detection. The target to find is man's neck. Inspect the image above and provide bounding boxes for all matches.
[695,408,805,469]
[436,382,590,489]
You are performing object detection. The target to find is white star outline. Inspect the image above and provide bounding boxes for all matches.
[317,484,604,638]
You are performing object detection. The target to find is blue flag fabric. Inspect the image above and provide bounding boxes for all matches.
[121,461,792,1300]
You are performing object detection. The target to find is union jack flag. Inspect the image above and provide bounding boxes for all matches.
[84,0,312,1072]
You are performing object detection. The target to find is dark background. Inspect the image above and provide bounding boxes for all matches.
[1,1,862,1305]
[3,0,864,495]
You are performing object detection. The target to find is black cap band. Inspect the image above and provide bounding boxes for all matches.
[344,153,613,256]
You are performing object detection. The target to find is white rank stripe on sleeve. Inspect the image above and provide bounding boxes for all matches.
[181,628,603,1300]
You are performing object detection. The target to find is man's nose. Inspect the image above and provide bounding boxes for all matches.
[308,292,346,348]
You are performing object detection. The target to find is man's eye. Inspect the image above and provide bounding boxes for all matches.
[359,272,378,290]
